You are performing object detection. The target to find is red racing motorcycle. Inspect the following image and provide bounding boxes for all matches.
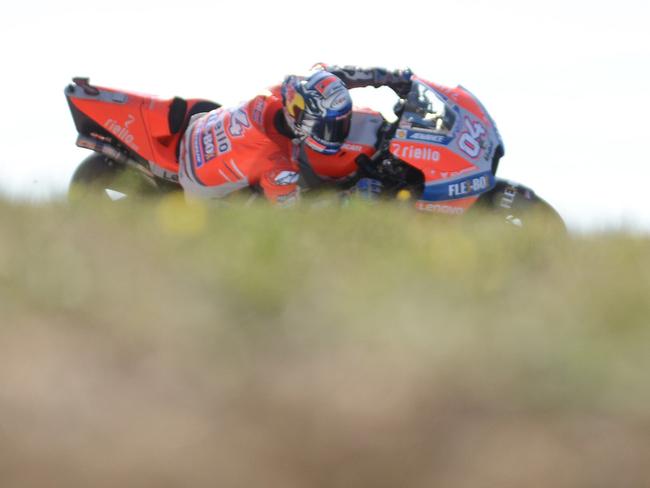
[64,77,564,229]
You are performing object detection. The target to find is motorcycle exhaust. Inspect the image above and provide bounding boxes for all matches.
[76,135,159,189]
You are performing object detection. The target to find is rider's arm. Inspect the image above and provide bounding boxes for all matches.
[316,64,413,97]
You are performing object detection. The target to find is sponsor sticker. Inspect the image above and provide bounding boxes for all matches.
[202,132,216,161]
[408,131,451,144]
[330,93,349,110]
[252,97,265,125]
[193,127,205,168]
[342,143,363,152]
[499,185,518,209]
[196,111,232,166]
[448,174,490,197]
[390,142,441,164]
[315,76,337,95]
[274,171,300,186]
[415,201,466,215]
[229,107,251,137]
[421,171,495,201]
[104,115,140,151]
[214,117,232,155]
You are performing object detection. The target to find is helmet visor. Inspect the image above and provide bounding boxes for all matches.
[304,112,352,147]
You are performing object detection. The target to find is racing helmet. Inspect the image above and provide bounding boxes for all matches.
[281,70,352,155]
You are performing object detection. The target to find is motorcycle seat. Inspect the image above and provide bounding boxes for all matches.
[168,97,188,134]
[168,97,221,135]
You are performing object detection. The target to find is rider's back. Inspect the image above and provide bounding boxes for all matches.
[177,85,381,202]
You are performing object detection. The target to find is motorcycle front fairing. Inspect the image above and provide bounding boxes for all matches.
[389,77,505,213]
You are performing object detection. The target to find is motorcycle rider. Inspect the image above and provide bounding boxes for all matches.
[177,64,412,205]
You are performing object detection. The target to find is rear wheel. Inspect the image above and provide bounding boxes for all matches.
[68,154,162,202]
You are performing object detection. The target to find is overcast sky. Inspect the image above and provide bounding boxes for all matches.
[1,0,648,231]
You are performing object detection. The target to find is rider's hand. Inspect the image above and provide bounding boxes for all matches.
[390,68,413,98]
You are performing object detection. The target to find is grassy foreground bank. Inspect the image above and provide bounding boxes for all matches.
[1,197,649,487]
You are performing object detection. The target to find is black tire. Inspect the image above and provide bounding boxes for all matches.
[470,178,567,232]
[68,154,159,202]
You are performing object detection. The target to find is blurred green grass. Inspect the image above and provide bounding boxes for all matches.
[1,196,649,487]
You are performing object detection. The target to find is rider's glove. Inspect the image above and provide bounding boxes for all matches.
[318,65,413,98]
[385,68,413,98]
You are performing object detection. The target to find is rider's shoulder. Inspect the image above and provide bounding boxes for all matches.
[244,86,282,128]
[250,85,282,105]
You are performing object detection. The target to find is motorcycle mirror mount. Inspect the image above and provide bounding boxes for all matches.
[72,77,100,96]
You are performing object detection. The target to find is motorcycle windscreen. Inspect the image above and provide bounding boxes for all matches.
[402,81,457,134]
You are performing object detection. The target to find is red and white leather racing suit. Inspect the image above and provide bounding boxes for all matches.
[178,67,410,204]
[178,86,376,204]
